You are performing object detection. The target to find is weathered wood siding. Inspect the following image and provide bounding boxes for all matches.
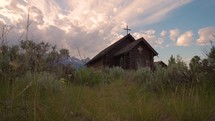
[104,38,134,67]
[129,42,154,69]
[87,37,156,70]
[88,58,103,68]
[117,53,129,69]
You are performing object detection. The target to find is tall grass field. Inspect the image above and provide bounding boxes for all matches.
[1,67,215,121]
[1,39,215,121]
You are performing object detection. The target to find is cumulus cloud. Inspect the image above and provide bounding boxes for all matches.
[133,30,165,48]
[160,30,167,38]
[176,31,193,46]
[0,0,192,58]
[197,27,215,45]
[133,30,156,42]
[169,28,180,41]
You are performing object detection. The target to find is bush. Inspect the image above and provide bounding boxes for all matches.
[101,67,125,81]
[73,68,103,86]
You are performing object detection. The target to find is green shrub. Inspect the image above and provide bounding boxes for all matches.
[73,68,103,86]
[102,67,125,81]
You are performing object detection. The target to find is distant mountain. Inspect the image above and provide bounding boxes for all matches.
[57,56,90,69]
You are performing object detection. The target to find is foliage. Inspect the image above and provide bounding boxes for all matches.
[1,68,215,121]
[59,48,70,58]
[73,68,102,86]
[1,34,215,121]
[0,40,73,79]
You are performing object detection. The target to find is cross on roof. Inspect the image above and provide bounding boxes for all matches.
[124,25,131,34]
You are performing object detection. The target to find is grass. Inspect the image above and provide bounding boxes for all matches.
[0,68,215,121]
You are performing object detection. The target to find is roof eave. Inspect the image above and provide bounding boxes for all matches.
[86,34,136,64]
[138,37,158,56]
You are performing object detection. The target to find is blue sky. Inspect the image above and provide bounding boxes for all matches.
[146,0,215,63]
[0,0,215,64]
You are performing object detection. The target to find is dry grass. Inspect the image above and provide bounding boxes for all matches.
[0,68,215,121]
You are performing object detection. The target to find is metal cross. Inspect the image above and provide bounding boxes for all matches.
[124,25,131,34]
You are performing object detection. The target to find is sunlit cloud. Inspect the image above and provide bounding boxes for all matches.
[160,30,167,38]
[133,29,165,48]
[137,0,192,26]
[0,0,193,57]
[169,28,180,42]
[0,18,5,24]
[197,27,215,45]
[176,31,193,46]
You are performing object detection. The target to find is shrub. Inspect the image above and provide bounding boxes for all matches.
[73,68,103,86]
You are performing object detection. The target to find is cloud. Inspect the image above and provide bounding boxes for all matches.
[137,0,192,26]
[0,0,192,58]
[0,18,5,24]
[197,27,215,45]
[133,29,164,48]
[155,38,164,47]
[133,30,156,41]
[176,31,193,46]
[160,30,167,38]
[169,28,180,41]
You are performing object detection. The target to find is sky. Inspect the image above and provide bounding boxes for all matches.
[0,0,215,64]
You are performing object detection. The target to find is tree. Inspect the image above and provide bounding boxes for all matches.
[59,48,70,58]
[0,24,13,45]
[175,55,188,70]
[167,55,190,83]
[188,55,202,82]
[20,40,51,71]
[208,46,215,69]
[168,55,176,66]
[46,45,59,63]
[189,55,201,72]
[168,55,187,69]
